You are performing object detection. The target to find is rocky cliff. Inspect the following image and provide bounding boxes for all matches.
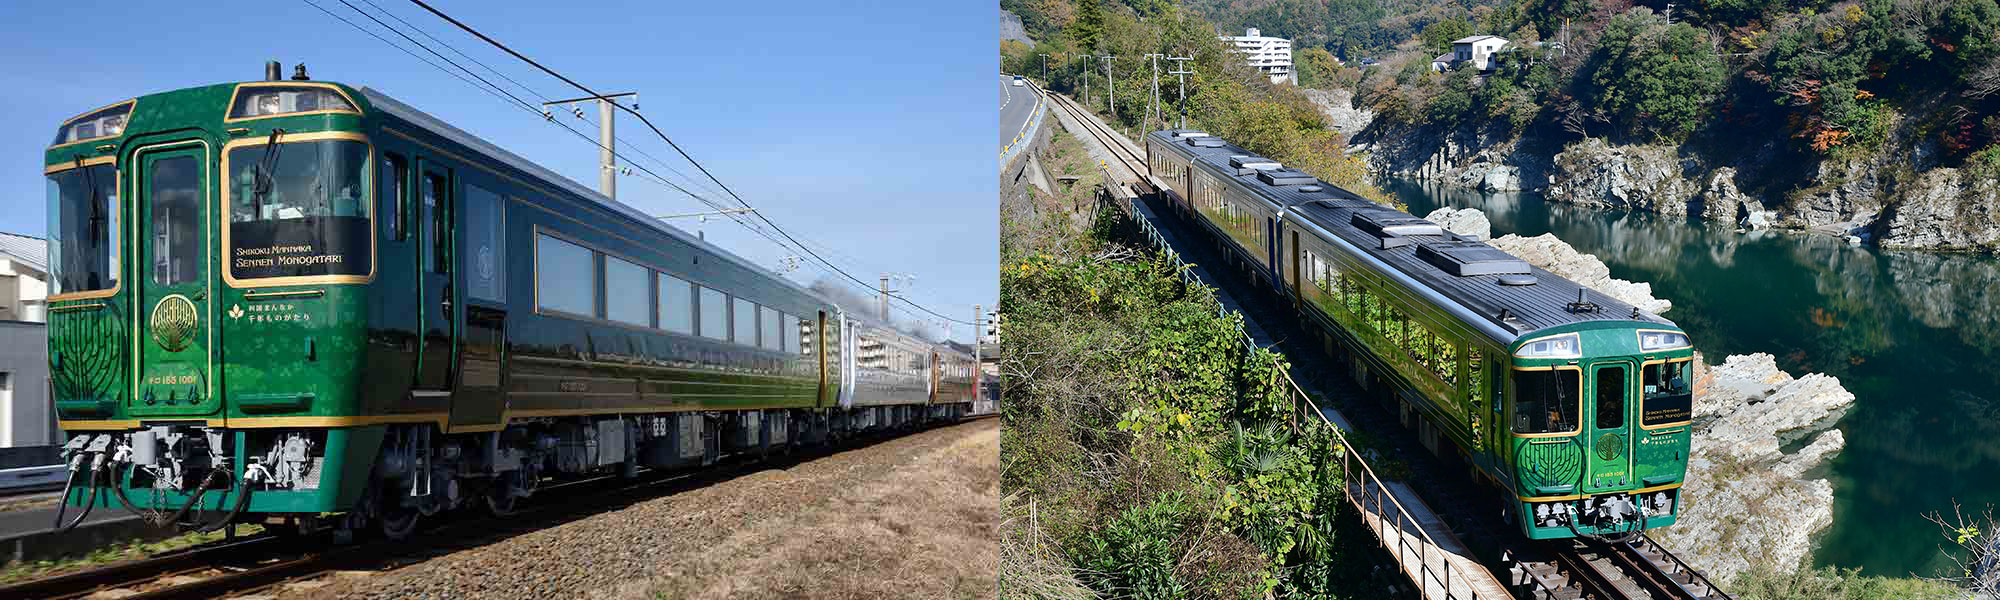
[1373,124,2000,251]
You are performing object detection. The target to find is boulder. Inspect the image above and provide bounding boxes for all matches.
[1484,232,1673,314]
[1422,207,1491,240]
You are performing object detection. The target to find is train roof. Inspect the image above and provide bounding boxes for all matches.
[1146,129,1675,343]
[361,87,831,308]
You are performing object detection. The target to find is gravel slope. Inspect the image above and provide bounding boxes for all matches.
[283,420,999,600]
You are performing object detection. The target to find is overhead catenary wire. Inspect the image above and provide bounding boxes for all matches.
[305,0,810,268]
[402,0,975,327]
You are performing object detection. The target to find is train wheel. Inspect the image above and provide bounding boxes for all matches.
[485,473,521,517]
[379,503,421,540]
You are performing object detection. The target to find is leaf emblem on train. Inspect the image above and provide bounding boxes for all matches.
[1595,432,1624,461]
[150,294,199,353]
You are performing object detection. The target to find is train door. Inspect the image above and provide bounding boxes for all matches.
[450,182,508,431]
[1585,360,1637,493]
[816,310,832,408]
[1265,217,1279,284]
[414,164,457,402]
[131,141,218,419]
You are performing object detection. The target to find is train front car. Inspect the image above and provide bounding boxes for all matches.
[1506,324,1693,540]
[45,71,851,539]
[46,78,384,532]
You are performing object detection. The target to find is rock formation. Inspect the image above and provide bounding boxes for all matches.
[1648,353,1855,583]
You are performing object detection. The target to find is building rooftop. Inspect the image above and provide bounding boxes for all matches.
[0,232,46,273]
[1451,35,1508,45]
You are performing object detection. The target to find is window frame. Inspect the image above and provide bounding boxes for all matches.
[698,286,729,341]
[1639,357,1696,429]
[216,131,377,288]
[602,253,652,327]
[532,231,598,319]
[658,272,696,335]
[1510,365,1584,437]
[43,157,122,301]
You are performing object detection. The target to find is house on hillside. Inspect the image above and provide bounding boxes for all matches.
[1431,35,1511,72]
[0,231,50,447]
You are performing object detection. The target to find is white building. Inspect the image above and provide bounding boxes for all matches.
[0,232,50,447]
[1432,35,1510,72]
[0,232,47,324]
[1220,27,1294,84]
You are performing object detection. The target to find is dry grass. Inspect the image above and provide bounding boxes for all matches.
[641,420,1000,600]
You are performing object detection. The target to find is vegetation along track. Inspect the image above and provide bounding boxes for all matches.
[0,418,989,599]
[1041,86,1737,600]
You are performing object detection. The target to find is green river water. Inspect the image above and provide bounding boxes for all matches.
[1389,178,2000,577]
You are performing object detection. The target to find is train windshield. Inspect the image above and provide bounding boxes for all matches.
[45,163,121,296]
[1513,368,1580,434]
[225,139,371,280]
[1641,360,1695,426]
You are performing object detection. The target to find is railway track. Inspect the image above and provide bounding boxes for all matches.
[1514,537,1733,600]
[0,418,990,599]
[1037,85,1735,600]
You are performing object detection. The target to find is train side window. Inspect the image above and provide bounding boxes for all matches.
[698,286,728,341]
[1595,366,1626,428]
[533,233,594,316]
[380,154,407,241]
[1513,368,1581,434]
[760,306,782,351]
[603,255,649,326]
[785,314,804,355]
[423,172,448,273]
[732,297,757,345]
[658,273,695,335]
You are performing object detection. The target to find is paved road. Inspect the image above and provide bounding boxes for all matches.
[999,75,1035,148]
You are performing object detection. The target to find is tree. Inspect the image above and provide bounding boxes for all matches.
[1073,0,1107,54]
[1294,47,1343,88]
[1422,17,1476,55]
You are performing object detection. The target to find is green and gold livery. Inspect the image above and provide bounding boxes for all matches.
[46,72,978,534]
[1146,129,1695,540]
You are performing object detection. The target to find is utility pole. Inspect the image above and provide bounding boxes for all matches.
[1167,54,1194,130]
[972,304,981,364]
[1081,55,1092,107]
[544,92,637,200]
[1149,53,1166,127]
[1101,55,1118,117]
[1038,53,1049,82]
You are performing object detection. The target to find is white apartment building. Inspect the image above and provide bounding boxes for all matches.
[0,232,50,447]
[1220,27,1294,84]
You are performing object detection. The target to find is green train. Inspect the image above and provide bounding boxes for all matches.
[1145,130,1695,540]
[44,65,979,539]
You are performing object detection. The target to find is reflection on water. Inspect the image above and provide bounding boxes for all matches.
[1389,178,2000,577]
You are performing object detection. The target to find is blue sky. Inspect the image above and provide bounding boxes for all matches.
[0,0,997,341]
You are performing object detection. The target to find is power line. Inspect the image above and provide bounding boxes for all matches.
[404,0,975,326]
[306,0,973,334]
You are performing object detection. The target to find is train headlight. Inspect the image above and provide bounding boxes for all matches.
[1638,331,1690,352]
[1514,333,1580,359]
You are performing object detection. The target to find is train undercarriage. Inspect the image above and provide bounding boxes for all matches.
[56,404,970,541]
